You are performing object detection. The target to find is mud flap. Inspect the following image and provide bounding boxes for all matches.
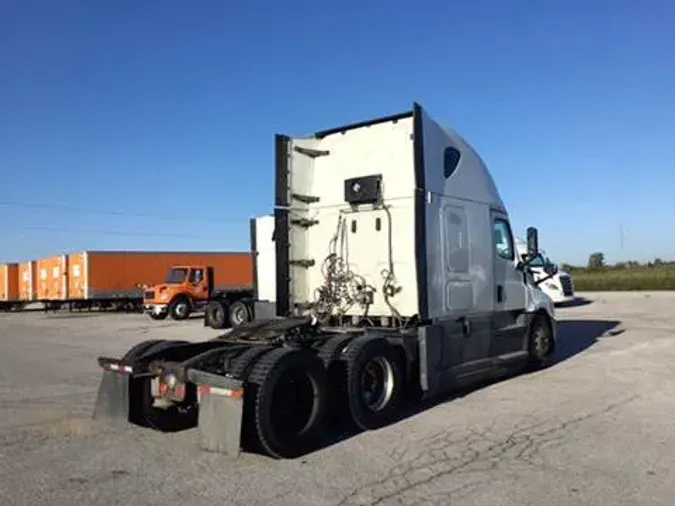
[187,369,245,457]
[92,369,131,425]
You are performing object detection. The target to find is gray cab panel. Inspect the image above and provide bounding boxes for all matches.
[415,105,530,394]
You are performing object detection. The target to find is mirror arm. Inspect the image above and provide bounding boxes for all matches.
[534,272,557,286]
[517,255,535,271]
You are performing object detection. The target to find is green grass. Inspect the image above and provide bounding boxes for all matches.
[570,264,675,291]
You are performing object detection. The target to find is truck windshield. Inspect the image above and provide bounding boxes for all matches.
[529,254,553,268]
[165,268,188,284]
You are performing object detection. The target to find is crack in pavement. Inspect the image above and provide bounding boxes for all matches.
[336,394,641,506]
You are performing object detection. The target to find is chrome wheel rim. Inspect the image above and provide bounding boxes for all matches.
[533,323,550,356]
[360,356,394,412]
[233,306,247,324]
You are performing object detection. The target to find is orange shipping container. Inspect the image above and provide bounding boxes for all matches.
[36,255,68,300]
[67,251,253,300]
[18,261,37,301]
[0,263,19,302]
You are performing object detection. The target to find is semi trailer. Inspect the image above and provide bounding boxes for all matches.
[0,263,20,311]
[92,103,557,460]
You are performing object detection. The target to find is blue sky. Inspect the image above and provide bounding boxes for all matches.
[1,0,673,266]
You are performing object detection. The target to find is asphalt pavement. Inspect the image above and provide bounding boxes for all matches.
[1,291,674,506]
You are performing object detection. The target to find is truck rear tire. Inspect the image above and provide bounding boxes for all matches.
[245,347,328,459]
[228,345,276,380]
[340,336,404,431]
[204,301,228,329]
[121,339,167,361]
[229,300,252,327]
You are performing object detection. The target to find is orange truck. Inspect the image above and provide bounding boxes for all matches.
[142,255,255,323]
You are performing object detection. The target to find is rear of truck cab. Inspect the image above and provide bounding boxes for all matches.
[92,102,557,461]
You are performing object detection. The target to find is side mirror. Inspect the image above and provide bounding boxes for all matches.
[526,227,539,257]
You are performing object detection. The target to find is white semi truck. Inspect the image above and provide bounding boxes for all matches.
[92,103,557,459]
[515,240,575,304]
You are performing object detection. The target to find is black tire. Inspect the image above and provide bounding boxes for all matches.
[148,312,168,321]
[245,347,328,459]
[229,300,252,327]
[315,335,357,422]
[121,339,167,361]
[127,340,195,431]
[527,314,554,369]
[135,339,191,360]
[169,296,191,321]
[316,334,356,368]
[340,336,404,431]
[227,345,276,380]
[204,301,228,329]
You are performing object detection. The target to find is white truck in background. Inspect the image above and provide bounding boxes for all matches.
[516,239,575,304]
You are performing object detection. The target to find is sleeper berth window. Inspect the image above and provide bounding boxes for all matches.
[443,146,461,178]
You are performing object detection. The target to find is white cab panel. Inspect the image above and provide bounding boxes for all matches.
[284,117,419,318]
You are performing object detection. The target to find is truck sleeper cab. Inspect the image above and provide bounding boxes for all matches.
[93,102,557,460]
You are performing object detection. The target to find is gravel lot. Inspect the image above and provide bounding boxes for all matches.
[1,291,675,506]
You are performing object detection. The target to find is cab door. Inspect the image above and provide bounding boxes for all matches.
[188,267,209,301]
[490,211,528,357]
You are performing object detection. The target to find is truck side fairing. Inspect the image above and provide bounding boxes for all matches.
[416,106,508,321]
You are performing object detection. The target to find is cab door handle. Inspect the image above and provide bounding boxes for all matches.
[456,315,471,337]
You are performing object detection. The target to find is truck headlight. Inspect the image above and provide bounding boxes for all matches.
[160,293,169,301]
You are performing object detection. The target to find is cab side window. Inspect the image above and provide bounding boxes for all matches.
[493,219,514,260]
[189,268,204,284]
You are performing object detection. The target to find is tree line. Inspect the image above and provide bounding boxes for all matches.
[561,252,675,273]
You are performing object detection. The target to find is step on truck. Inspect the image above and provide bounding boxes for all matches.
[92,102,557,459]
